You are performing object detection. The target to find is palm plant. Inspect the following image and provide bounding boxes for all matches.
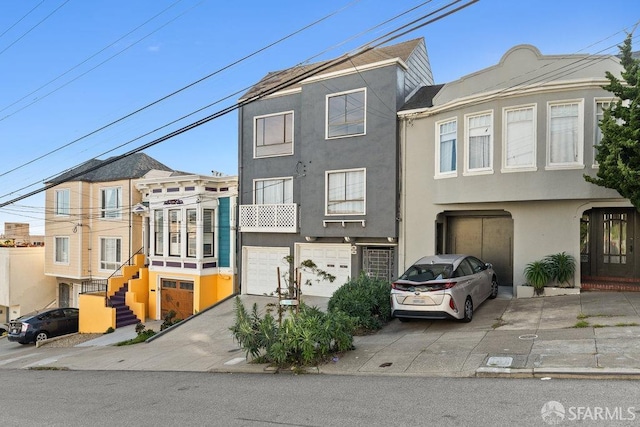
[524,260,551,295]
[544,252,576,287]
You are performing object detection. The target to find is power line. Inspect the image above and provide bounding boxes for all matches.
[0,0,479,211]
[0,0,186,118]
[0,0,45,39]
[0,0,361,180]
[0,0,71,56]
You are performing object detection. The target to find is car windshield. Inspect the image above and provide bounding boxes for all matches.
[398,263,453,282]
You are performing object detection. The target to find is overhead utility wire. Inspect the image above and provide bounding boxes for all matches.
[0,0,186,117]
[0,0,478,209]
[0,0,71,56]
[0,0,45,39]
[0,1,360,180]
[0,1,201,124]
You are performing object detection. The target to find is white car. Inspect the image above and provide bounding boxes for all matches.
[391,254,498,322]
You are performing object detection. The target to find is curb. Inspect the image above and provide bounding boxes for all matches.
[475,366,640,380]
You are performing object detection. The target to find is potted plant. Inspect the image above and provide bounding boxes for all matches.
[545,252,576,287]
[524,260,551,295]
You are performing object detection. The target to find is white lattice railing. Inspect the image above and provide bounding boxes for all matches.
[239,203,297,233]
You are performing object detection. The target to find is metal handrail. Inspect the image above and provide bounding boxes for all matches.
[80,247,145,307]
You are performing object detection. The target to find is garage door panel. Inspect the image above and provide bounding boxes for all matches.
[448,216,513,286]
[297,244,351,297]
[243,247,290,296]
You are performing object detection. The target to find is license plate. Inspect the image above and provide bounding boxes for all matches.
[410,297,427,305]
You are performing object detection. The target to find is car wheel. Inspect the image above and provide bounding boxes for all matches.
[461,298,473,323]
[35,331,48,343]
[489,277,499,299]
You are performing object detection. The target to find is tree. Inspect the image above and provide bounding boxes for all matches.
[585,33,640,209]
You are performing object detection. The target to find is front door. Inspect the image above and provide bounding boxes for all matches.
[594,208,636,278]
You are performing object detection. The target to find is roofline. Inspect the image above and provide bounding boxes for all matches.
[398,78,611,118]
[239,57,408,102]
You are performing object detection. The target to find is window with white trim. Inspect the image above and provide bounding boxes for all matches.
[203,209,214,257]
[326,88,366,138]
[187,209,197,257]
[169,209,181,256]
[436,119,457,176]
[594,99,616,166]
[100,237,121,271]
[465,112,493,173]
[101,187,122,219]
[154,210,163,256]
[254,111,293,158]
[503,105,536,170]
[55,189,70,216]
[547,100,584,167]
[326,168,365,215]
[54,236,69,264]
[254,177,293,204]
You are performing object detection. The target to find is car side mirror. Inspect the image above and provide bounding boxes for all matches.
[485,263,492,270]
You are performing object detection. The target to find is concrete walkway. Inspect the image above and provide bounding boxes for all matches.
[2,289,640,378]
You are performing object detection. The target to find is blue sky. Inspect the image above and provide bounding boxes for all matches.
[0,0,638,235]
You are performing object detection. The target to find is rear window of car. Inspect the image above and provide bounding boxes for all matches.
[399,263,453,281]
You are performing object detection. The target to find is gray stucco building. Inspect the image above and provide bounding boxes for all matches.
[398,44,637,295]
[238,38,433,296]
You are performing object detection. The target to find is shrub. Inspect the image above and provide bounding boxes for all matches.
[327,273,391,333]
[229,297,355,369]
[524,260,551,295]
[544,252,576,287]
[160,310,182,331]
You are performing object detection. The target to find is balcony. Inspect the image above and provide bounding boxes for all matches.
[239,203,297,233]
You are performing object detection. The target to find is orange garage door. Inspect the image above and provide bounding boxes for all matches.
[161,279,194,320]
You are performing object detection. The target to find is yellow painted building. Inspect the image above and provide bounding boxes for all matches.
[45,153,238,333]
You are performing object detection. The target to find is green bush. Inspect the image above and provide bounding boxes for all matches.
[524,260,551,295]
[229,297,355,369]
[327,273,391,333]
[160,310,182,331]
[544,252,576,286]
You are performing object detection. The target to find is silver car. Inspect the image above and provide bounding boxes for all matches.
[391,254,498,322]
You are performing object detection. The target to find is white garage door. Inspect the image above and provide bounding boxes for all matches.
[296,243,352,297]
[242,246,290,296]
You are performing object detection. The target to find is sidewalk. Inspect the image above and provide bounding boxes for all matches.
[2,290,640,378]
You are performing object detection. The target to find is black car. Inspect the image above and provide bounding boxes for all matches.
[7,308,79,344]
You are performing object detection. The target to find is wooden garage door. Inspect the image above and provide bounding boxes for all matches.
[448,216,513,285]
[243,246,290,296]
[161,279,194,320]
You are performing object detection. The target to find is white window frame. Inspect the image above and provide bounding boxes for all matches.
[253,111,294,158]
[54,236,69,264]
[202,208,215,258]
[325,168,366,216]
[593,98,616,168]
[435,118,458,178]
[154,210,164,256]
[99,237,122,271]
[253,177,293,204]
[326,88,366,139]
[502,104,537,172]
[101,186,122,219]
[464,110,493,175]
[546,99,584,170]
[55,188,70,216]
